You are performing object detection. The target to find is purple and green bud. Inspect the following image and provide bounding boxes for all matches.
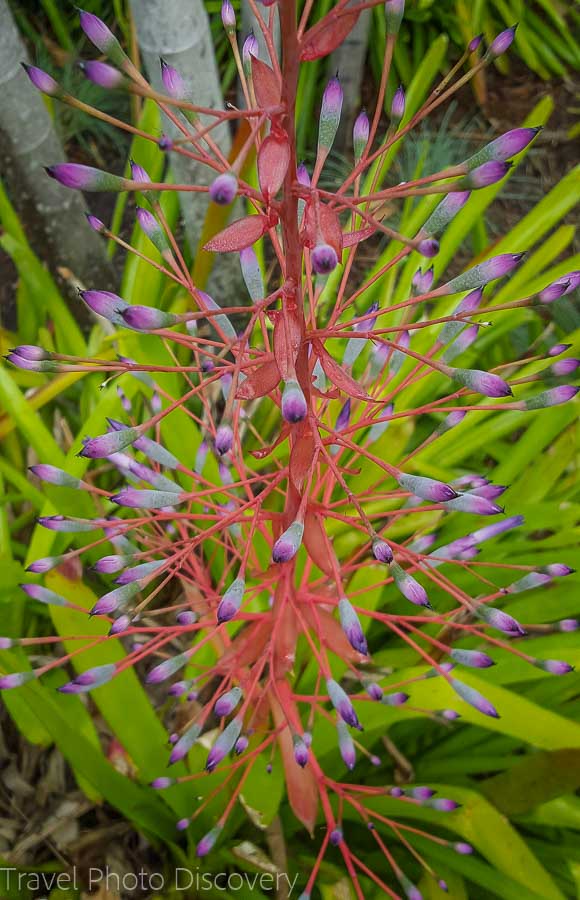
[214,686,243,717]
[79,426,141,459]
[412,266,434,295]
[151,777,174,790]
[281,379,308,423]
[533,658,574,676]
[79,289,129,325]
[520,386,578,410]
[468,34,483,52]
[439,287,483,345]
[455,842,474,855]
[450,648,494,668]
[428,798,460,812]
[551,358,579,377]
[417,238,439,258]
[448,366,512,398]
[372,538,393,565]
[470,515,523,543]
[390,85,405,123]
[293,734,309,768]
[327,678,362,730]
[206,716,243,772]
[38,515,107,533]
[272,520,305,563]
[46,164,125,192]
[382,691,409,706]
[337,720,356,770]
[419,191,470,239]
[109,614,132,636]
[22,64,60,96]
[10,345,53,361]
[136,207,172,256]
[385,0,405,35]
[215,423,234,456]
[243,32,259,71]
[538,279,570,303]
[559,619,578,632]
[20,583,68,607]
[169,723,202,765]
[462,160,511,189]
[90,581,142,617]
[390,562,430,608]
[6,352,59,372]
[0,671,36,690]
[353,110,369,162]
[487,25,517,58]
[389,330,410,374]
[437,253,524,295]
[80,60,126,89]
[338,597,368,656]
[221,0,236,32]
[121,305,180,331]
[318,77,343,154]
[235,735,249,755]
[58,663,116,694]
[78,9,128,67]
[365,681,383,701]
[209,172,238,206]
[29,465,83,489]
[217,578,245,623]
[451,679,499,718]
[240,247,264,301]
[476,605,525,636]
[444,493,504,516]
[160,59,187,99]
[196,824,222,857]
[115,559,165,585]
[465,128,540,171]
[397,473,458,503]
[26,555,64,574]
[147,651,190,685]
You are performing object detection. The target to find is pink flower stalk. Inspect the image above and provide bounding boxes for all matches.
[6,6,578,896]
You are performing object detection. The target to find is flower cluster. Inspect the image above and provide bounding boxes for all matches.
[5,2,579,896]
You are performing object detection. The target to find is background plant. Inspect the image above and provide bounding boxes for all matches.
[1,2,579,899]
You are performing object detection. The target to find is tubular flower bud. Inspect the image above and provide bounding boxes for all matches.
[439,287,483,345]
[109,615,132,635]
[327,678,362,730]
[470,515,523,543]
[318,77,343,155]
[521,386,578,409]
[169,723,202,765]
[147,651,190,685]
[26,555,64,574]
[196,824,223,857]
[397,473,457,503]
[538,279,570,302]
[46,164,125,192]
[5,352,59,372]
[160,59,187,98]
[235,735,249,755]
[385,0,405,35]
[221,0,236,32]
[214,686,243,717]
[80,60,126,89]
[444,493,504,516]
[330,828,343,845]
[0,671,36,690]
[206,717,243,772]
[390,85,405,123]
[382,691,409,706]
[338,597,368,655]
[29,465,82,489]
[476,605,525,636]
[79,426,141,459]
[465,128,540,170]
[281,379,308,423]
[532,658,574,675]
[115,559,165,585]
[417,238,439,258]
[487,25,517,58]
[462,160,511,188]
[390,562,430,607]
[22,64,60,95]
[455,842,474,855]
[240,247,264,301]
[449,649,494,668]
[217,578,245,623]
[79,289,129,325]
[20,584,68,607]
[451,678,499,718]
[10,344,53,361]
[215,424,234,456]
[58,663,116,694]
[365,682,383,701]
[90,581,142,617]
[243,32,259,70]
[337,720,356,770]
[78,9,128,66]
[419,192,470,239]
[37,515,107,533]
[136,208,171,255]
[293,734,309,768]
[353,110,369,162]
[551,358,579,376]
[121,305,180,331]
[437,253,524,294]
[372,538,393,564]
[448,366,512,398]
[151,777,174,790]
[272,521,304,563]
[559,619,579,632]
[468,34,483,52]
[335,398,352,430]
[209,172,238,205]
[311,242,339,275]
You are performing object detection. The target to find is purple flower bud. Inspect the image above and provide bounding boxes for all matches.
[391,85,405,122]
[468,33,483,52]
[330,827,343,845]
[169,723,201,765]
[78,9,124,60]
[420,192,471,239]
[46,164,124,192]
[338,597,368,656]
[335,398,351,431]
[327,678,362,730]
[235,735,249,754]
[215,424,234,456]
[281,379,308,423]
[311,243,339,275]
[10,344,53,361]
[409,787,435,800]
[5,353,58,372]
[89,581,141,617]
[121,305,179,331]
[544,563,574,577]
[243,32,259,68]
[37,515,102,533]
[297,162,311,187]
[398,473,458,503]
[209,172,238,206]
[176,818,190,831]
[470,515,523,544]
[80,60,125,89]
[214,686,243,717]
[86,213,106,233]
[29,464,82,489]
[0,671,35,690]
[391,562,430,607]
[318,77,343,153]
[115,559,165,585]
[450,649,494,668]
[534,658,574,675]
[488,25,517,58]
[196,824,222,857]
[206,717,243,772]
[412,266,435,295]
[372,538,394,564]
[523,386,578,409]
[221,0,236,31]
[382,691,409,706]
[559,619,578,632]
[390,787,404,797]
[538,280,570,303]
[353,110,369,162]
[439,880,449,892]
[147,651,190,685]
[428,798,460,812]
[158,59,187,99]
[385,0,405,35]
[455,842,474,855]
[168,680,194,697]
[217,578,245,623]
[443,410,467,430]
[22,64,59,95]
[58,663,116,694]
[469,483,507,500]
[79,426,141,459]
[551,358,579,376]
[441,709,461,720]
[20,583,68,607]
[417,238,439,258]
[477,605,525,635]
[549,343,572,357]
[176,610,197,626]
[337,720,356,770]
[151,777,174,789]
[466,128,540,170]
[79,289,129,325]
[26,555,63,574]
[464,160,511,188]
[451,678,499,717]
[365,682,383,701]
[109,614,131,635]
[272,520,304,563]
[293,734,309,768]
[450,367,512,398]
[438,253,524,295]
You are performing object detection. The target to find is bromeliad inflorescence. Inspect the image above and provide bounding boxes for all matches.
[4,2,579,896]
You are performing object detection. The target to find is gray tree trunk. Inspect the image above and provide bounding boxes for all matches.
[329,7,371,151]
[0,0,115,328]
[130,0,240,300]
